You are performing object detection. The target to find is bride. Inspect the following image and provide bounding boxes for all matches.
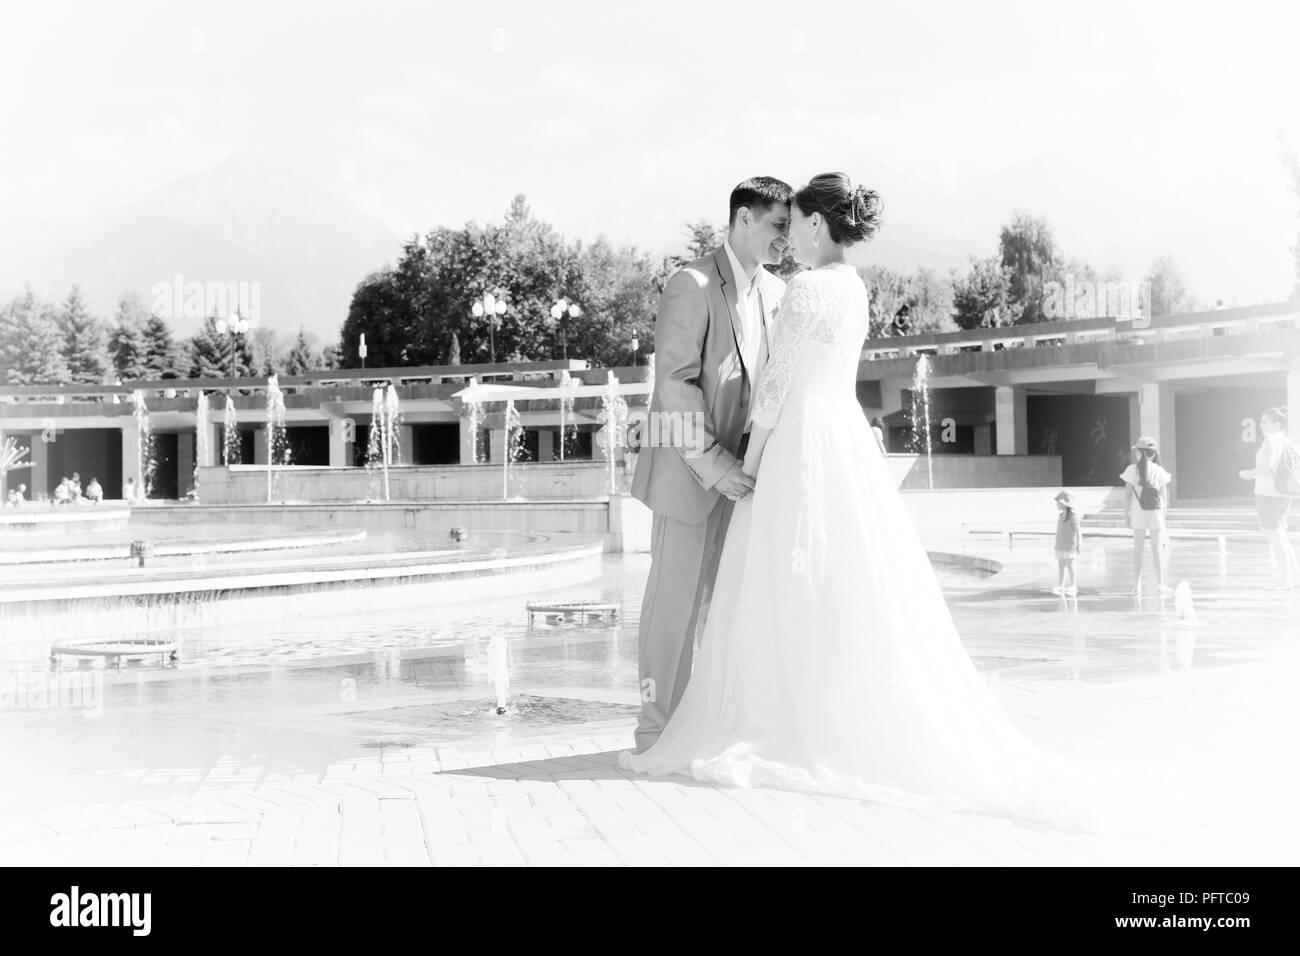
[620,172,1183,831]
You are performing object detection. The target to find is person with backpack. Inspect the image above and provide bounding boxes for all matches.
[1238,406,1299,589]
[1120,435,1173,594]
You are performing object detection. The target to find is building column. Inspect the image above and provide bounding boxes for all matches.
[489,428,507,465]
[252,428,267,465]
[328,419,351,467]
[994,386,1028,455]
[120,422,140,500]
[1137,383,1177,499]
[178,431,195,497]
[398,424,414,466]
[458,404,479,464]
[1128,393,1143,451]
[1287,365,1300,419]
[538,429,555,462]
[196,423,218,468]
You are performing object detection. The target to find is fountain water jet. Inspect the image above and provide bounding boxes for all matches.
[222,394,241,465]
[600,372,628,495]
[487,631,510,714]
[265,374,290,504]
[557,371,576,462]
[911,355,934,491]
[367,383,401,501]
[131,390,156,499]
[464,377,484,464]
[502,400,523,499]
[194,393,210,499]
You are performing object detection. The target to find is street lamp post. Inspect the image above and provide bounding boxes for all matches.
[471,292,508,365]
[214,312,249,379]
[631,330,640,366]
[550,298,581,360]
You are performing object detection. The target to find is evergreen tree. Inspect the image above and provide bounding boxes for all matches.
[108,291,152,382]
[447,332,461,365]
[0,287,71,385]
[283,328,318,375]
[187,315,255,378]
[58,285,111,384]
[142,312,180,378]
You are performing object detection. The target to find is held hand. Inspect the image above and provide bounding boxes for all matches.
[1238,469,1254,481]
[715,463,756,501]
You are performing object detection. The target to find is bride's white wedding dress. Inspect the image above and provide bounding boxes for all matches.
[621,263,1200,832]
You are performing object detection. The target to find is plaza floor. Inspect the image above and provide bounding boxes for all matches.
[1,530,1298,866]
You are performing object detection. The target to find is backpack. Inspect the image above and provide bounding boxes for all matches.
[1274,439,1300,497]
[1135,467,1163,511]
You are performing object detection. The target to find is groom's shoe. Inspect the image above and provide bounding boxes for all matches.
[617,750,638,771]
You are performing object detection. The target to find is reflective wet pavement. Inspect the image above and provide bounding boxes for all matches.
[1,531,1297,865]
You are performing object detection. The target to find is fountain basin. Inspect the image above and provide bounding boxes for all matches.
[0,505,130,534]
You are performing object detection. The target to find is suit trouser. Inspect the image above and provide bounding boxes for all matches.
[634,494,735,752]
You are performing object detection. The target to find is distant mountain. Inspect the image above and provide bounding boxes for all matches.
[0,154,404,343]
[841,150,1293,304]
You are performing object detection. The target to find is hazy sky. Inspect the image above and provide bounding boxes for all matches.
[2,0,1298,301]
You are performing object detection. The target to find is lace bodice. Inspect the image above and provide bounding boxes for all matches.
[751,264,870,430]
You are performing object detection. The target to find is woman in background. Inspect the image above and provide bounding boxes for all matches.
[1238,406,1298,589]
[1119,436,1172,594]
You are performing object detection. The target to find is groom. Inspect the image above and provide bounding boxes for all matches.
[629,176,792,753]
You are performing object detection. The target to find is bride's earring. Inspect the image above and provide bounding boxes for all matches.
[811,219,821,249]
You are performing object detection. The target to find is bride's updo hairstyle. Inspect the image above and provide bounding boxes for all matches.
[793,172,883,245]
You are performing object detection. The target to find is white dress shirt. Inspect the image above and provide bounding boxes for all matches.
[723,239,768,382]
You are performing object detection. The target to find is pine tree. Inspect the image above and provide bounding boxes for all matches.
[0,287,71,385]
[283,328,317,375]
[447,332,461,365]
[142,312,180,379]
[108,291,152,382]
[58,285,111,384]
[187,315,254,378]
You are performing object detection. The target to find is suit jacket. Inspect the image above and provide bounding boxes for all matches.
[630,246,786,524]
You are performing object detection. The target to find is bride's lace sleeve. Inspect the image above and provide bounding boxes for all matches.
[751,273,822,430]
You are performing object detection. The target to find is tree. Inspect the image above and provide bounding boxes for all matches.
[447,332,461,365]
[283,328,318,375]
[660,219,724,282]
[861,266,955,338]
[999,213,1060,324]
[58,285,111,385]
[108,291,152,382]
[249,326,283,377]
[187,315,255,378]
[1145,256,1194,317]
[0,287,70,385]
[952,256,1011,330]
[141,312,181,378]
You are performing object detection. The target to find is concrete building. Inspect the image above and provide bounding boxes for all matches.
[2,299,1297,502]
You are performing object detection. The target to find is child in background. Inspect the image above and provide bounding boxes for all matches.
[1053,490,1082,596]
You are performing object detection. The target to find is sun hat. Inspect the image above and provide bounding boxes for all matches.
[1054,490,1074,504]
[1132,436,1158,451]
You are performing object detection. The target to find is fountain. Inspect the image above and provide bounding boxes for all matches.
[464,377,484,464]
[366,382,401,501]
[131,390,156,499]
[1173,580,1198,624]
[601,371,628,495]
[487,631,510,715]
[194,393,210,499]
[502,399,523,500]
[265,374,290,504]
[557,371,576,462]
[911,355,934,491]
[222,394,241,465]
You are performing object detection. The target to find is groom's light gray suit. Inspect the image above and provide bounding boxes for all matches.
[629,246,784,752]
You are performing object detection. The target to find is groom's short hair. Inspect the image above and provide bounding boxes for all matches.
[729,176,793,226]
